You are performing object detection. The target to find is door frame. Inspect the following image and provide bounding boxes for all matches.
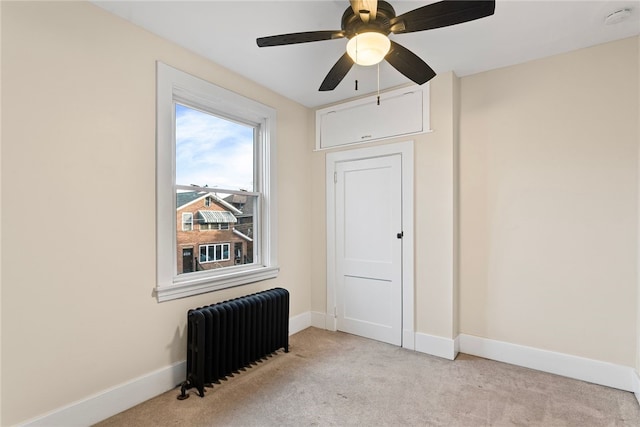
[326,141,415,350]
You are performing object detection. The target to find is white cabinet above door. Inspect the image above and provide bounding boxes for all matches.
[315,84,430,150]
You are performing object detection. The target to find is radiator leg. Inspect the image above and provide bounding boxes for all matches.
[177,380,206,399]
[177,381,190,400]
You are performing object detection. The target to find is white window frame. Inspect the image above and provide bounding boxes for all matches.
[156,62,278,302]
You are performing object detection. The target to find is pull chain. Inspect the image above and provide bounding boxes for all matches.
[377,63,380,105]
[355,35,359,91]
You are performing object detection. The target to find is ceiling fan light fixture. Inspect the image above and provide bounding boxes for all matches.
[346,32,391,66]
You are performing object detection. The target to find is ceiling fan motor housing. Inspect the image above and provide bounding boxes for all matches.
[342,0,396,38]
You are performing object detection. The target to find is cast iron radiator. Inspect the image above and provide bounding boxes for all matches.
[178,287,289,399]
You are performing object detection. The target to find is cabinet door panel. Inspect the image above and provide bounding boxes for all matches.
[318,88,424,149]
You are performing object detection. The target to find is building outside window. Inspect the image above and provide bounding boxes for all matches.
[175,190,250,273]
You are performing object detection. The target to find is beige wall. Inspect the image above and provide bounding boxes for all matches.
[1,2,311,425]
[414,72,458,338]
[459,37,639,366]
[637,34,640,376]
[0,1,3,420]
[637,34,640,378]
[636,36,640,378]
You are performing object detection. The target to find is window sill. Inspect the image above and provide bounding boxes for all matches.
[156,265,279,302]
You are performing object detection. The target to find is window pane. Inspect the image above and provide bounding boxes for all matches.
[175,104,257,276]
[175,104,254,192]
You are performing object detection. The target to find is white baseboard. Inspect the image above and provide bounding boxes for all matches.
[415,332,458,360]
[310,311,327,329]
[26,320,634,425]
[289,311,312,335]
[22,360,186,427]
[22,313,314,426]
[458,334,634,392]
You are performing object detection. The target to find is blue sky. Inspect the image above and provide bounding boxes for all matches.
[175,103,254,191]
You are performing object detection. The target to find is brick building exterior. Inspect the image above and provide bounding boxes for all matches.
[176,192,253,274]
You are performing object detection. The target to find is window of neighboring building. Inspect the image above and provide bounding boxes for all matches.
[156,62,278,302]
[200,222,230,231]
[200,243,231,263]
[182,213,193,231]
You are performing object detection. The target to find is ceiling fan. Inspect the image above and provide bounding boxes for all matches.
[256,0,495,91]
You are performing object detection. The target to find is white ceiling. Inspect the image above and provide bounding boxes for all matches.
[92,0,640,108]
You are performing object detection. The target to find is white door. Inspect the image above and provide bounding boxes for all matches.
[334,154,403,346]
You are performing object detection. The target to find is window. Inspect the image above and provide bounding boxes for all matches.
[200,223,229,231]
[200,243,231,263]
[156,62,278,302]
[182,213,193,231]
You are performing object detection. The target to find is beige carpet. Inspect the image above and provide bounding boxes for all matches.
[96,327,640,426]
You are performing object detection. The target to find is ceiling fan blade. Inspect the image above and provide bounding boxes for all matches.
[319,53,354,91]
[385,41,436,85]
[390,0,495,34]
[257,30,345,47]
[350,0,378,22]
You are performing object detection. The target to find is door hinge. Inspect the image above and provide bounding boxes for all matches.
[334,172,337,183]
[397,231,404,239]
